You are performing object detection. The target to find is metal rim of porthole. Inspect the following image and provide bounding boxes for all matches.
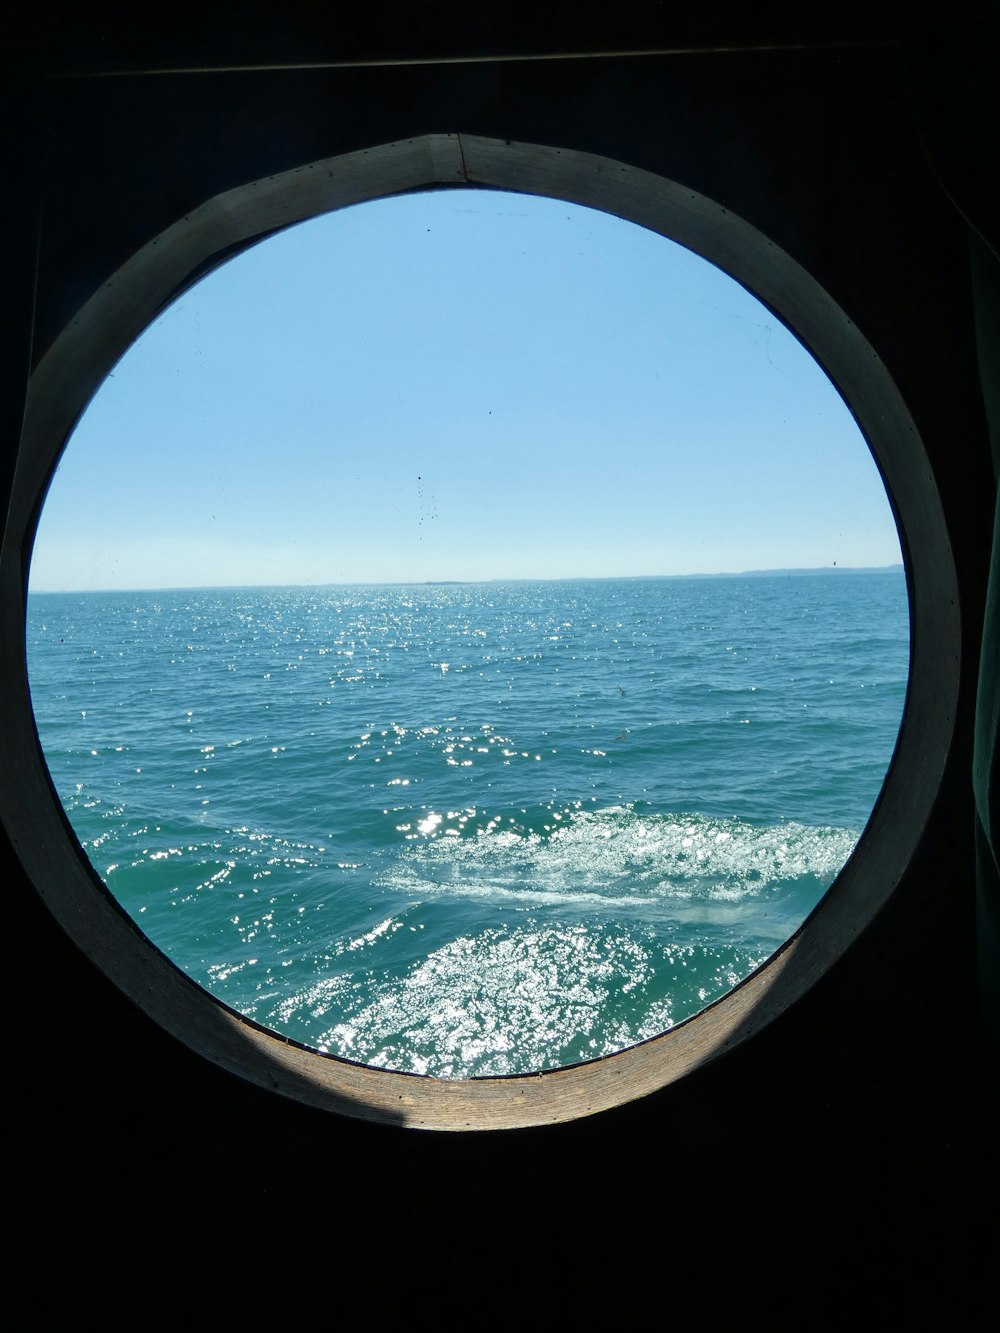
[0,134,959,1131]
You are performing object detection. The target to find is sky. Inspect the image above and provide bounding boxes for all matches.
[29,188,902,591]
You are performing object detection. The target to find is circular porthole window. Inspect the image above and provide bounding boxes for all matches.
[3,137,957,1128]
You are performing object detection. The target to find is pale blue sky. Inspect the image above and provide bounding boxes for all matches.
[30,188,902,591]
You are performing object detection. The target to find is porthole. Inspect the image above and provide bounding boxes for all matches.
[1,136,958,1128]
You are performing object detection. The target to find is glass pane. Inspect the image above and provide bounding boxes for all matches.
[27,189,908,1076]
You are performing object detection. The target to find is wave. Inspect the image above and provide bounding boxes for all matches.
[267,917,771,1078]
[375,803,859,912]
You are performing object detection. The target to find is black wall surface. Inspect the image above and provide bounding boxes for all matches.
[2,5,996,1308]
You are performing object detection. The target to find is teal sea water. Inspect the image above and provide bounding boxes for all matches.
[27,572,908,1076]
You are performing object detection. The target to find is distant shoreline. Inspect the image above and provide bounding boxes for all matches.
[28,565,905,596]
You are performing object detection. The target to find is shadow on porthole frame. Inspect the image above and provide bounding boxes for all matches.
[0,133,959,1131]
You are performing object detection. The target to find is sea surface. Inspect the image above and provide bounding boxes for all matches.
[27,572,908,1077]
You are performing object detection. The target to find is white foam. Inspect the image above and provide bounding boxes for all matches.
[279,918,772,1078]
[376,804,859,909]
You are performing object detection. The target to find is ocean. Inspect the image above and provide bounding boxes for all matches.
[26,571,908,1077]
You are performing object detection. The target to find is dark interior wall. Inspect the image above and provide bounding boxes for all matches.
[2,9,996,1303]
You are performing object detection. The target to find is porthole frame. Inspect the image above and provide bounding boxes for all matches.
[0,134,959,1130]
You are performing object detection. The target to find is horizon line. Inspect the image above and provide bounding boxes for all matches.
[28,563,905,595]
